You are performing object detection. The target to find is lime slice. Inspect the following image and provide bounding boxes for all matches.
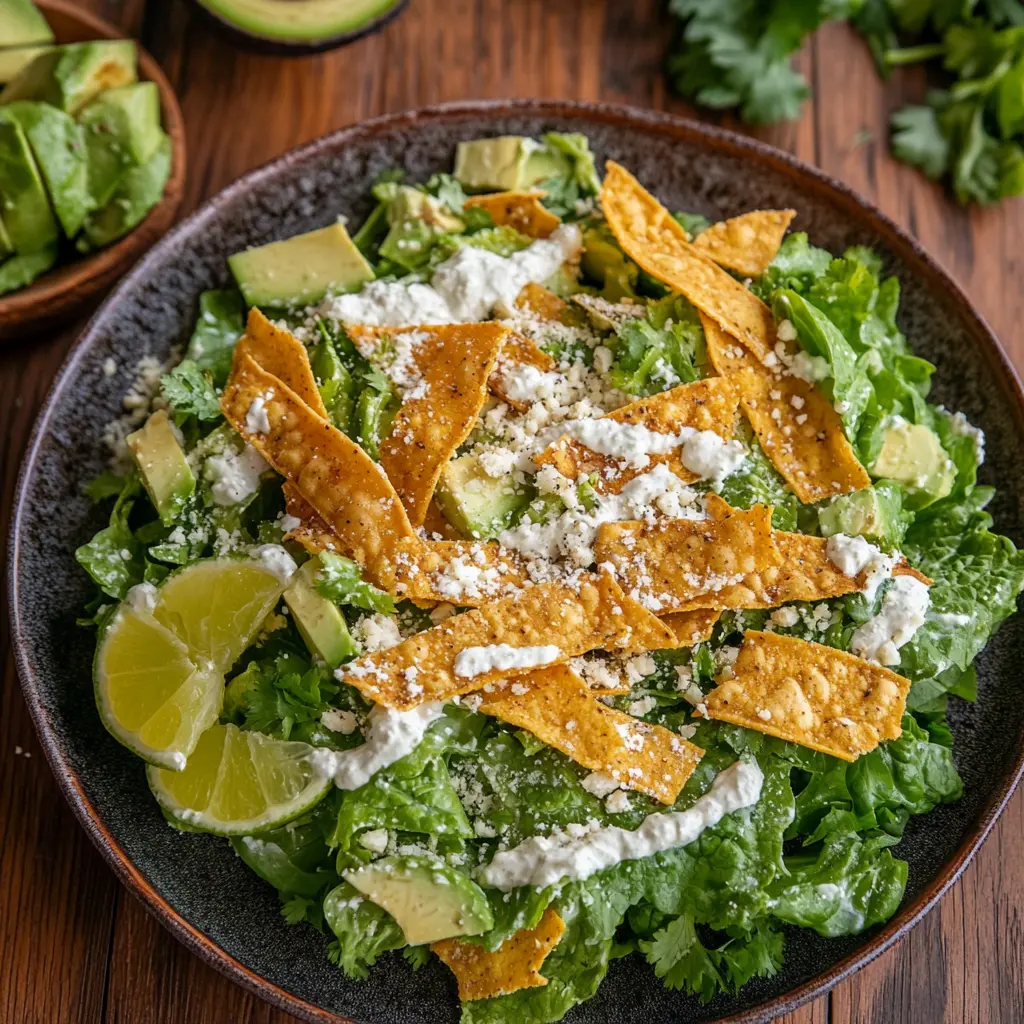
[94,557,289,770]
[147,722,332,835]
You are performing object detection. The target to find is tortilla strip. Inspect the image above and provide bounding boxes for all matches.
[691,210,796,278]
[464,190,561,238]
[478,665,704,804]
[345,323,508,527]
[660,609,721,647]
[432,908,566,1001]
[337,572,675,710]
[515,282,574,322]
[234,309,327,416]
[221,353,415,575]
[704,630,910,761]
[601,161,776,362]
[701,313,872,503]
[377,536,528,606]
[595,504,780,614]
[488,331,556,412]
[534,376,743,492]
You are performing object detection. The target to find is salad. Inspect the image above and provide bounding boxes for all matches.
[77,132,1024,1022]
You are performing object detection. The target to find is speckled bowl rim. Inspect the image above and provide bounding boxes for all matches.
[9,99,1024,1024]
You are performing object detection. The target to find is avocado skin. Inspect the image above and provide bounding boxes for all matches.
[1,100,91,237]
[184,0,409,57]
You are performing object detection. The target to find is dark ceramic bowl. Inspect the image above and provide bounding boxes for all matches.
[9,100,1024,1024]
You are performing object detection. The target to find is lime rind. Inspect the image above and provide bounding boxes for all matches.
[147,723,332,836]
[93,557,289,772]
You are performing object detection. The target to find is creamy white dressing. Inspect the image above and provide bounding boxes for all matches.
[245,395,271,434]
[323,225,582,327]
[453,643,563,679]
[825,533,897,601]
[204,444,269,506]
[310,703,445,790]
[478,760,764,891]
[850,575,931,666]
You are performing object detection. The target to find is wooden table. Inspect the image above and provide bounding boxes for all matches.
[2,2,1023,1021]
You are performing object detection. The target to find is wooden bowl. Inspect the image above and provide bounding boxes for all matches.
[0,1,186,341]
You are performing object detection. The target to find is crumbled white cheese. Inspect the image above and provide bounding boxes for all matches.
[252,544,297,583]
[605,789,631,814]
[453,643,562,679]
[204,444,269,506]
[358,828,390,854]
[353,613,404,653]
[125,582,158,614]
[321,709,359,735]
[245,395,272,434]
[581,771,620,798]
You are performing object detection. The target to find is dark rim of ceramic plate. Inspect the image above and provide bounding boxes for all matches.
[9,99,1024,1024]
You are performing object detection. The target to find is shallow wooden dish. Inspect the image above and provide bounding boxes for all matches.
[0,0,186,341]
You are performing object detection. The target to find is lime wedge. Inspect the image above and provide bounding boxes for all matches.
[147,722,332,835]
[94,557,289,770]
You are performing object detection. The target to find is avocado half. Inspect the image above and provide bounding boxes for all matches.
[185,0,409,55]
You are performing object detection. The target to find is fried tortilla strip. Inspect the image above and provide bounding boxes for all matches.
[704,630,910,761]
[595,504,780,614]
[515,282,574,322]
[691,210,796,278]
[281,482,341,554]
[432,908,566,1001]
[488,331,556,412]
[601,161,776,362]
[701,313,871,503]
[660,609,721,647]
[348,323,508,527]
[222,353,415,573]
[234,309,327,416]
[478,665,704,804]
[465,190,561,238]
[535,376,742,492]
[338,572,675,710]
[377,536,528,606]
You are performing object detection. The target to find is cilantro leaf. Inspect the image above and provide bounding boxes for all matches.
[160,359,222,421]
[323,881,405,979]
[314,552,396,614]
[640,915,725,1001]
[185,289,245,386]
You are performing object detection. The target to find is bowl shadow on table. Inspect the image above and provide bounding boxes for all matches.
[12,102,1024,1023]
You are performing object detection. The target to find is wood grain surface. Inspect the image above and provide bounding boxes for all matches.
[2,2,1023,1022]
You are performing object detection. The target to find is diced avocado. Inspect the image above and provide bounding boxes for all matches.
[311,333,355,430]
[192,0,405,44]
[582,223,638,300]
[0,0,54,48]
[79,82,164,209]
[1,101,90,236]
[388,185,463,232]
[1,40,137,115]
[435,454,531,539]
[126,408,196,527]
[0,46,52,85]
[0,114,58,253]
[0,243,56,295]
[870,419,954,507]
[354,382,398,460]
[228,219,374,309]
[284,558,358,668]
[818,482,909,548]
[343,856,494,945]
[76,133,170,251]
[454,135,565,192]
